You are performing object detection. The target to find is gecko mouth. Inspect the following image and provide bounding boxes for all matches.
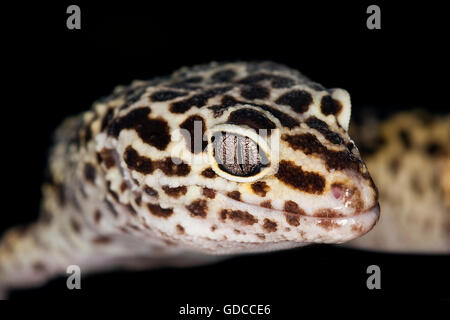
[216,190,380,241]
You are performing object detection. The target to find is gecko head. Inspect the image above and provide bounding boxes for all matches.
[193,89,379,253]
[109,62,379,254]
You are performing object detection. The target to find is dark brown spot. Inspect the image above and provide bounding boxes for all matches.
[284,201,304,214]
[92,236,112,244]
[275,90,313,113]
[150,90,188,102]
[227,191,241,201]
[263,218,277,232]
[317,219,340,230]
[276,160,325,194]
[99,148,117,168]
[283,133,324,155]
[144,185,158,197]
[256,233,266,240]
[180,115,207,154]
[202,187,216,199]
[104,199,119,217]
[201,167,217,178]
[220,209,258,225]
[84,125,93,144]
[70,219,81,233]
[398,129,412,149]
[425,142,444,156]
[321,95,342,115]
[147,203,174,218]
[101,108,114,131]
[314,209,344,218]
[32,262,46,272]
[135,195,142,206]
[240,85,270,100]
[251,181,270,197]
[209,99,299,128]
[211,225,217,232]
[283,133,363,172]
[120,182,129,193]
[155,158,191,176]
[125,146,191,177]
[305,116,344,145]
[283,201,305,227]
[124,146,153,174]
[162,185,187,198]
[285,213,300,227]
[126,204,137,215]
[176,224,185,234]
[260,200,272,208]
[227,108,275,135]
[208,95,240,117]
[94,210,102,224]
[186,199,208,218]
[211,69,236,82]
[108,108,171,151]
[170,87,232,113]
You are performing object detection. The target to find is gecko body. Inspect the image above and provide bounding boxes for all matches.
[0,61,389,291]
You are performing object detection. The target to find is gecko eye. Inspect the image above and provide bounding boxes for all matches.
[212,132,269,177]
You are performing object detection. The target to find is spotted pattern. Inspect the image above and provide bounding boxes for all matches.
[251,181,270,197]
[227,109,275,135]
[124,146,191,176]
[162,186,187,198]
[276,160,325,194]
[109,108,171,151]
[220,209,258,225]
[275,90,313,114]
[180,115,207,154]
[240,85,270,100]
[186,199,208,218]
[0,61,390,292]
[320,95,342,115]
[283,133,363,173]
[147,203,174,218]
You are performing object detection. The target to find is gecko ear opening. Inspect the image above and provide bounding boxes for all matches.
[329,88,352,131]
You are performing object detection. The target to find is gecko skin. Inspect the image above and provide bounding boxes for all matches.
[0,61,380,292]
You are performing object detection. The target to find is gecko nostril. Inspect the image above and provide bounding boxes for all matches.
[331,184,344,200]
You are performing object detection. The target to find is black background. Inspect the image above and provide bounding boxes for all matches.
[2,0,449,307]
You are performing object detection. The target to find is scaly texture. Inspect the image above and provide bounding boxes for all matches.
[0,61,381,291]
